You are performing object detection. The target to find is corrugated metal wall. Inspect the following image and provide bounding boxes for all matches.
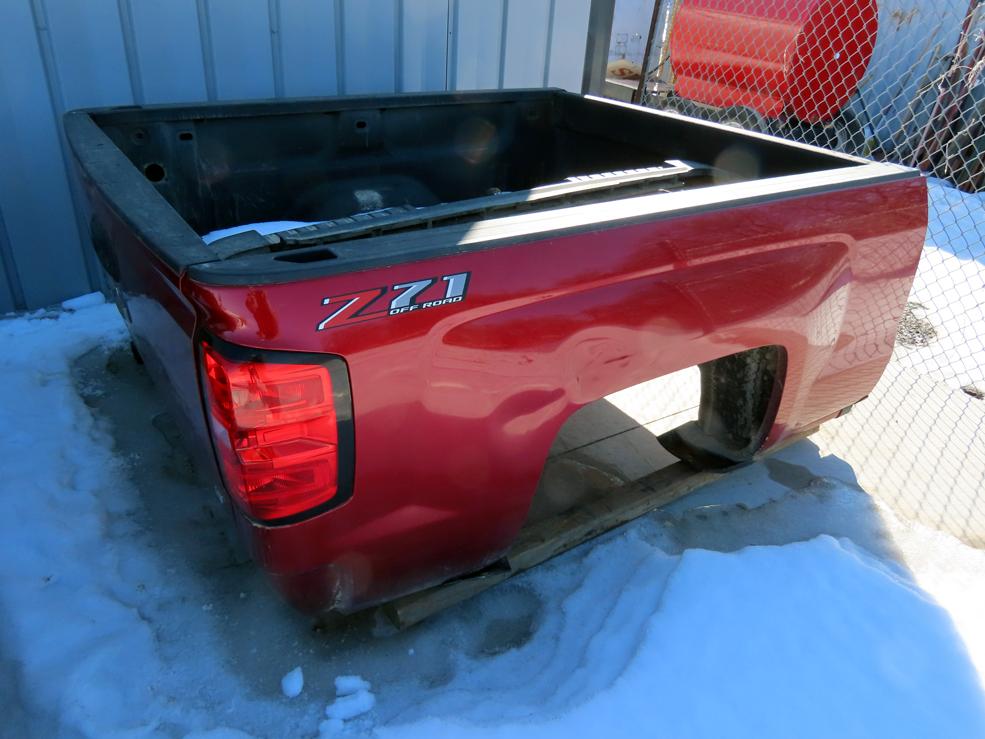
[0,0,600,312]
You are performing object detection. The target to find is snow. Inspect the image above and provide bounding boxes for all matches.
[61,291,106,311]
[925,177,985,265]
[202,221,318,245]
[335,675,372,696]
[318,718,346,737]
[319,677,375,735]
[3,215,985,736]
[368,477,985,739]
[896,179,985,391]
[0,304,321,737]
[281,667,304,698]
[325,688,376,721]
[897,244,985,391]
[376,535,985,738]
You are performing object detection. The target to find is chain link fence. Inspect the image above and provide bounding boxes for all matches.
[614,0,985,543]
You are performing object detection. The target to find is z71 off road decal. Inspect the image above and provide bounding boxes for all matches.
[316,272,470,331]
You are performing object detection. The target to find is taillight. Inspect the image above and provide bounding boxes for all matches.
[200,340,353,523]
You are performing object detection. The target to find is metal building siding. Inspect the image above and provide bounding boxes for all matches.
[0,0,597,312]
[0,209,18,314]
[129,1,211,103]
[0,0,95,310]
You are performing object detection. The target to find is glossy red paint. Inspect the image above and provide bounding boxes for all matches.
[670,0,878,122]
[173,177,927,613]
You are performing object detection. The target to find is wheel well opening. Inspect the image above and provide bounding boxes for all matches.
[526,345,786,526]
[658,345,786,471]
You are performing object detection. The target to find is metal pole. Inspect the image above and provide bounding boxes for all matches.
[581,0,616,95]
[633,0,664,104]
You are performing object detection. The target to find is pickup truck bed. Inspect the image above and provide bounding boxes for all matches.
[66,89,927,615]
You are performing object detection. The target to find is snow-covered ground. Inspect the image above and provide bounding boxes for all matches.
[2,298,985,738]
[895,179,985,393]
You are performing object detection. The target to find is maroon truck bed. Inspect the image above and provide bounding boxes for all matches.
[65,90,927,616]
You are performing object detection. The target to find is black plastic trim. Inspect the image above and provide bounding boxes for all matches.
[196,332,356,527]
[186,167,917,286]
[84,87,556,126]
[64,89,560,275]
[65,111,211,273]
[659,345,787,471]
[65,88,921,286]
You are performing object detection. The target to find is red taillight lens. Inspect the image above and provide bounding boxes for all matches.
[201,341,349,522]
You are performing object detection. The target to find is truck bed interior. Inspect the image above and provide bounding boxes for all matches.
[88,89,862,256]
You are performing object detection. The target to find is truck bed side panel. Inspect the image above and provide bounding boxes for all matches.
[185,176,927,611]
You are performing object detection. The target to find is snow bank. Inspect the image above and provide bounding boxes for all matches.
[0,304,319,737]
[375,523,985,738]
[0,303,157,736]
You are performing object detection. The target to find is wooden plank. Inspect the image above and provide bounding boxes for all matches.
[382,427,818,629]
[381,566,513,630]
[509,463,720,571]
[383,461,721,629]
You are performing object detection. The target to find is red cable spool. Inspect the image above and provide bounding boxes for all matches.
[669,0,879,123]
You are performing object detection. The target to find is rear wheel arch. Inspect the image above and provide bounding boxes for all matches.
[658,345,787,470]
